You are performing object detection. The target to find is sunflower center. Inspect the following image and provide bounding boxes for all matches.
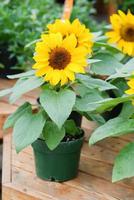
[49,47,71,69]
[121,25,134,42]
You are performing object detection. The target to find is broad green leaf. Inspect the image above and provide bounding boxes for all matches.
[13,111,46,153]
[75,90,104,112]
[124,58,134,71]
[87,59,101,64]
[4,102,31,129]
[107,58,134,80]
[7,70,35,79]
[76,94,134,113]
[112,142,134,182]
[40,89,76,128]
[77,74,117,91]
[42,121,65,150]
[10,76,44,103]
[91,53,123,75]
[111,78,128,97]
[64,120,80,135]
[89,117,134,145]
[119,102,134,119]
[75,84,89,97]
[0,88,12,98]
[107,72,130,80]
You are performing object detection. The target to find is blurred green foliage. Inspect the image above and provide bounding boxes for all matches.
[0,0,62,70]
[117,0,134,14]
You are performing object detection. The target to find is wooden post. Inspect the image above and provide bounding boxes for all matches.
[62,0,74,20]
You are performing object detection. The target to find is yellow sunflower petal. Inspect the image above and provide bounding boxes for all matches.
[49,70,61,85]
[123,42,134,56]
[127,79,134,89]
[45,68,54,81]
[71,46,88,57]
[35,66,51,77]
[62,34,77,51]
[64,69,75,81]
[67,63,85,73]
[41,33,63,49]
[125,88,134,95]
[60,70,68,86]
[33,55,49,63]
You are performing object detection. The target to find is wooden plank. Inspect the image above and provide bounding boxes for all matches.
[0,79,16,88]
[0,102,17,115]
[70,172,134,200]
[2,132,12,184]
[2,183,55,200]
[12,166,116,200]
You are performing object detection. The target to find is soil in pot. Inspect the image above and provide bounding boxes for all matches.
[32,132,84,182]
[0,43,23,78]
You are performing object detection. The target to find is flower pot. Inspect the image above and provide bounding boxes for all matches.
[32,134,84,182]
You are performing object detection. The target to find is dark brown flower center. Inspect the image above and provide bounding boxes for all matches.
[121,25,134,42]
[49,47,71,69]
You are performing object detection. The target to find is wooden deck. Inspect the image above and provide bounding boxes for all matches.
[1,78,134,199]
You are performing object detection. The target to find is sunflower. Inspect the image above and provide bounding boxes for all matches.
[106,10,134,56]
[32,33,88,86]
[125,74,134,104]
[47,19,93,53]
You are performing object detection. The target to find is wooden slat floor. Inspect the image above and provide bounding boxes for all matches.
[1,78,134,200]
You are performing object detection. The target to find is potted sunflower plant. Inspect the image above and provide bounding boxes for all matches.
[0,18,94,182]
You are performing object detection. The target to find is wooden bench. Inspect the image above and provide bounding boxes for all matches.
[2,123,134,200]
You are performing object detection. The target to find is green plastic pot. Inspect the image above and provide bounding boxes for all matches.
[32,134,84,182]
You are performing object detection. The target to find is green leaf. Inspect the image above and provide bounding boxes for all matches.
[124,58,134,71]
[64,120,80,136]
[40,89,76,128]
[42,121,65,150]
[77,74,117,91]
[10,76,44,103]
[119,102,134,119]
[7,70,35,79]
[75,89,104,112]
[87,59,101,64]
[91,53,123,75]
[75,84,89,97]
[107,58,134,80]
[76,93,134,113]
[89,117,134,145]
[112,142,134,182]
[0,88,12,98]
[13,111,46,153]
[111,78,128,97]
[4,102,31,129]
[86,113,105,125]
